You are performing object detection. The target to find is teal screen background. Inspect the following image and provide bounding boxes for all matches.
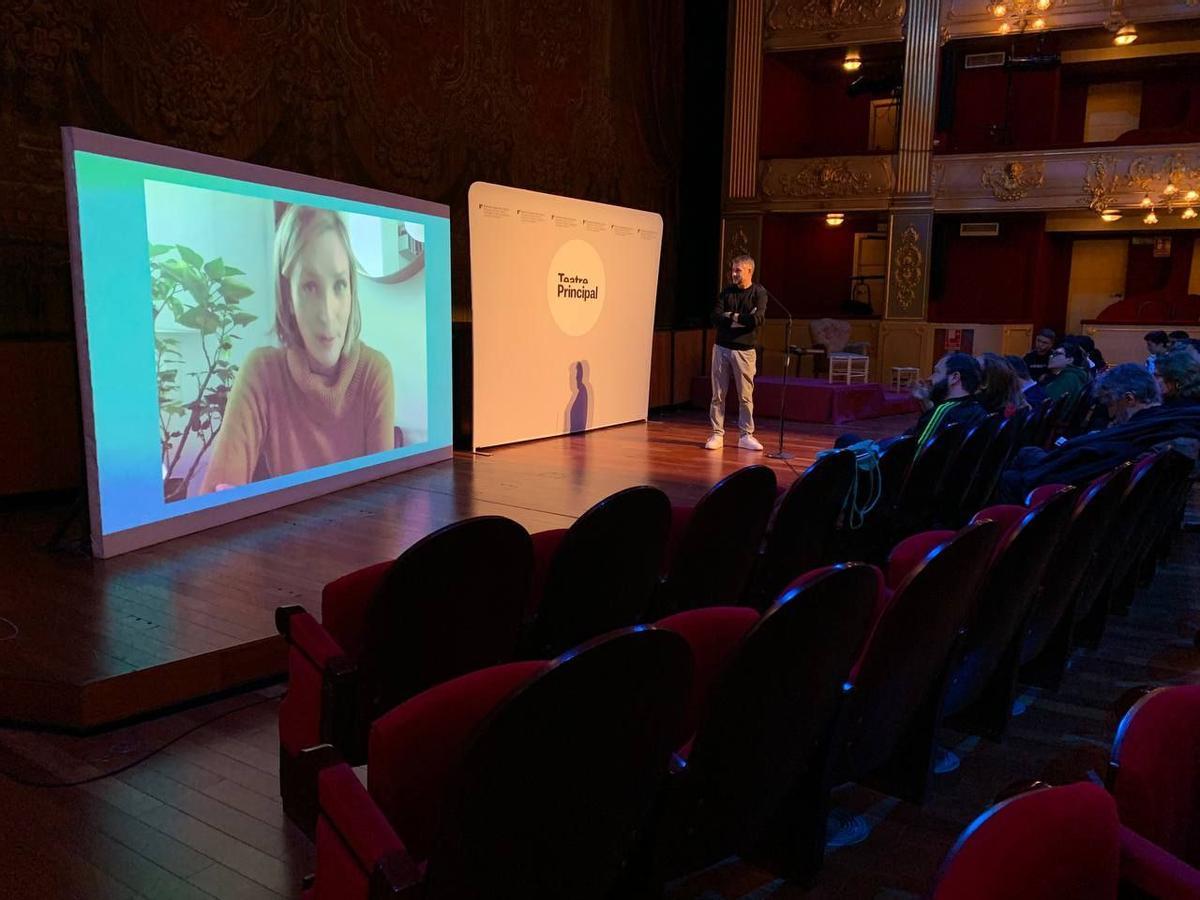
[72,150,453,537]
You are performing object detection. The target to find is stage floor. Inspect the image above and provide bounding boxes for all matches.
[0,411,915,730]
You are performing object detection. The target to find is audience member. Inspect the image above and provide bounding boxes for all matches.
[997,361,1200,501]
[977,353,1028,416]
[1154,348,1200,408]
[1024,328,1056,383]
[906,352,990,450]
[1168,330,1191,351]
[1005,354,1049,407]
[1145,330,1170,373]
[1069,334,1107,374]
[1042,342,1090,404]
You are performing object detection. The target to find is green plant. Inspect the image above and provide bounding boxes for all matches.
[151,242,257,501]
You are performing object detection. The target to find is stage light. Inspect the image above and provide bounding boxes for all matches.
[1114,23,1138,45]
[826,212,845,226]
[843,51,862,72]
[1100,209,1122,222]
[1144,211,1158,225]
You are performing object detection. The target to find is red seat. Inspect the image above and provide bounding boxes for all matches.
[658,464,778,614]
[833,520,1002,808]
[525,485,672,656]
[305,627,692,900]
[751,451,857,606]
[647,564,881,885]
[1018,469,1127,690]
[276,515,533,834]
[1110,685,1200,868]
[934,783,1121,900]
[943,489,1076,738]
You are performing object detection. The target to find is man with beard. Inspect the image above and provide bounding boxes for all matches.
[905,352,990,452]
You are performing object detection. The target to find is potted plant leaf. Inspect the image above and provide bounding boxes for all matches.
[151,242,257,502]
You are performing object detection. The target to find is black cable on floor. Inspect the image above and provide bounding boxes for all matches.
[0,694,280,789]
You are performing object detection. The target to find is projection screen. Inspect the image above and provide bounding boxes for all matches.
[63,128,453,557]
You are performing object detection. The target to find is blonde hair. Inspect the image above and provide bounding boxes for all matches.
[273,205,362,354]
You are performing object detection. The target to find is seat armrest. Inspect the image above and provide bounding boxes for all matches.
[313,761,423,900]
[1119,824,1200,900]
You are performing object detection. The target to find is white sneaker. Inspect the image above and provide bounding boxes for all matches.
[738,433,764,451]
[704,433,724,450]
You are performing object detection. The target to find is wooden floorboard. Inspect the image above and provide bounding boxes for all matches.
[1,412,908,728]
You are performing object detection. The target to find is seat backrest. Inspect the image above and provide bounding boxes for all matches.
[757,451,857,601]
[839,519,1002,779]
[1020,468,1127,664]
[938,415,1001,525]
[933,783,1120,900]
[529,485,673,656]
[894,424,966,534]
[943,489,1076,718]
[364,516,533,716]
[424,627,692,900]
[1111,685,1200,866]
[662,465,778,613]
[961,412,1021,515]
[661,564,880,873]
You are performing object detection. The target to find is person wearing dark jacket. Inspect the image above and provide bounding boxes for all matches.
[1024,328,1056,383]
[1006,354,1049,407]
[996,363,1200,502]
[905,352,990,451]
[1042,343,1091,405]
[706,254,768,451]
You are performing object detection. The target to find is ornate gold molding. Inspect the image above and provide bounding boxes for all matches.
[934,143,1200,212]
[942,0,1199,39]
[760,156,895,203]
[981,160,1046,201]
[891,224,924,314]
[764,0,906,50]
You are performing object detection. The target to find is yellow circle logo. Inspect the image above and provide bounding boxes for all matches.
[547,239,605,336]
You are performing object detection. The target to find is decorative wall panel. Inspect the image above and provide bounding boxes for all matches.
[720,215,764,289]
[885,212,933,319]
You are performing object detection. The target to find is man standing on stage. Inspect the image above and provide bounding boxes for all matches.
[705,254,768,451]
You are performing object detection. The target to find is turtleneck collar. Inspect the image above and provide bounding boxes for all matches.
[283,341,362,418]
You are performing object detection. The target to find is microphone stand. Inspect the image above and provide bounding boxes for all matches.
[765,292,794,460]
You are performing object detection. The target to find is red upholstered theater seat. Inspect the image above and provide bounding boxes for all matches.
[305,627,692,900]
[1110,685,1200,868]
[642,564,880,887]
[275,515,533,835]
[658,465,777,614]
[934,783,1121,900]
[524,485,672,657]
[1025,483,1070,507]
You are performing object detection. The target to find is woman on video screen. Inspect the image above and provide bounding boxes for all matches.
[200,205,395,493]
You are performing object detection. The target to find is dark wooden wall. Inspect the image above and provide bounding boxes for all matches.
[0,0,710,492]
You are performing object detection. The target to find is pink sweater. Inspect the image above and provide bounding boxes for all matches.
[200,342,394,494]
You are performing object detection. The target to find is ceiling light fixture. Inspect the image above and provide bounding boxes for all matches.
[843,50,862,72]
[826,213,845,227]
[1100,209,1122,222]
[1144,211,1159,225]
[988,0,1055,33]
[1113,22,1138,45]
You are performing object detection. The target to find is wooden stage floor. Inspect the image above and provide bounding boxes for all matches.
[0,411,915,730]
